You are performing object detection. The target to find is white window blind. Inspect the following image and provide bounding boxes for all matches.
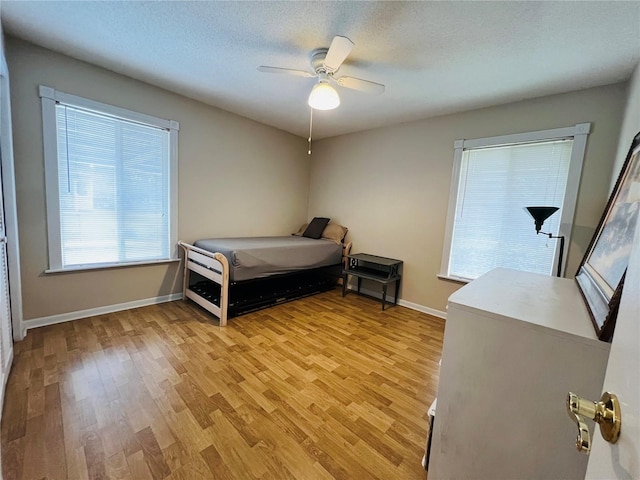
[447,140,573,279]
[40,86,179,271]
[441,124,591,282]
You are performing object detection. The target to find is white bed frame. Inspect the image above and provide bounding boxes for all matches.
[178,241,231,325]
[178,240,352,326]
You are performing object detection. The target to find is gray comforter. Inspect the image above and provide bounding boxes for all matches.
[194,236,342,281]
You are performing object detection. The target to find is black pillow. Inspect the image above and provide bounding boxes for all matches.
[302,217,330,239]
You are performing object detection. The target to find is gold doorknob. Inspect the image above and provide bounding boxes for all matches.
[566,392,621,454]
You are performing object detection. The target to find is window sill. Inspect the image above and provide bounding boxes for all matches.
[44,258,180,274]
[437,273,473,284]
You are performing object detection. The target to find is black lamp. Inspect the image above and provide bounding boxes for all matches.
[525,206,565,277]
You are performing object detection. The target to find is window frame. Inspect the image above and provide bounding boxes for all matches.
[39,85,179,272]
[439,123,591,283]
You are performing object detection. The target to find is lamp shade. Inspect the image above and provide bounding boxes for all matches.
[525,206,559,233]
[308,82,340,110]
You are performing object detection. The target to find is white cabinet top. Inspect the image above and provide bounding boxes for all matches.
[448,268,607,347]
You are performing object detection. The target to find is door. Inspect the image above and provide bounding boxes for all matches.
[0,47,14,404]
[0,180,11,379]
[585,213,640,478]
[0,47,22,346]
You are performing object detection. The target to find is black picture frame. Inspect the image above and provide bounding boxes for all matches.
[576,130,640,342]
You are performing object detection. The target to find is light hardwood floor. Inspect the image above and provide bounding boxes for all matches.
[1,289,444,479]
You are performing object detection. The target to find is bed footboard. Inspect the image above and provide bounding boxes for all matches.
[178,241,230,326]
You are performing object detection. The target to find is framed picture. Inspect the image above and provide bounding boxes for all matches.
[576,130,640,342]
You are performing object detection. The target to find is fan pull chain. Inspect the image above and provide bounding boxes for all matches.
[308,107,313,155]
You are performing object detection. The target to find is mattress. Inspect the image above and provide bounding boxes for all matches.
[194,236,343,282]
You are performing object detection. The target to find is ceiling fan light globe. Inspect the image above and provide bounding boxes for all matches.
[308,82,340,110]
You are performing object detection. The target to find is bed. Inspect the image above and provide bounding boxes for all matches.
[178,218,351,325]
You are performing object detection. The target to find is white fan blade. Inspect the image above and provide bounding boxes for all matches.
[257,66,315,78]
[336,76,385,95]
[323,36,354,72]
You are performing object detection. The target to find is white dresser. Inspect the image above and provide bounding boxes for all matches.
[429,268,610,480]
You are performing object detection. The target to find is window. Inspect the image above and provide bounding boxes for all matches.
[440,124,590,281]
[39,86,179,271]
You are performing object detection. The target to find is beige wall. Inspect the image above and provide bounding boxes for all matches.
[611,62,640,190]
[5,34,634,321]
[6,37,309,320]
[309,84,627,312]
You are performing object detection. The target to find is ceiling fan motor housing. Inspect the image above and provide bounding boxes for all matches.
[310,48,333,74]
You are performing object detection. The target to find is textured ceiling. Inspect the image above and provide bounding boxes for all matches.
[2,1,640,139]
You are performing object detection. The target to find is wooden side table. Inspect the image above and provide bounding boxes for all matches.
[342,253,402,310]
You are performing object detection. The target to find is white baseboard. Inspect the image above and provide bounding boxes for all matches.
[22,292,183,334]
[347,285,446,320]
[398,298,447,320]
[20,286,447,335]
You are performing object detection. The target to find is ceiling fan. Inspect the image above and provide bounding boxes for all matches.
[257,35,385,111]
